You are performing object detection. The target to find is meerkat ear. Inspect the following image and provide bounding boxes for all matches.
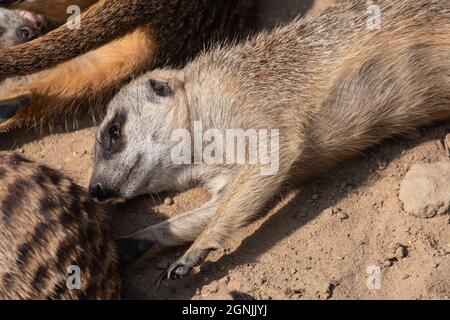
[147,79,174,97]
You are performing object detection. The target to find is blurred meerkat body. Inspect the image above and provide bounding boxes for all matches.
[90,0,450,278]
[0,0,256,131]
[0,153,120,299]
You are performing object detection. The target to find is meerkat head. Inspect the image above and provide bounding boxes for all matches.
[89,70,189,202]
[0,8,53,48]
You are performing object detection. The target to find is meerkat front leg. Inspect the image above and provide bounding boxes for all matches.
[115,175,231,265]
[115,197,220,265]
[163,162,294,279]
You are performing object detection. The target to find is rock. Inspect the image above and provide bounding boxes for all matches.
[383,260,393,267]
[337,211,349,220]
[395,246,407,260]
[399,162,450,218]
[164,197,174,205]
[312,194,320,200]
[444,133,450,157]
[259,275,268,286]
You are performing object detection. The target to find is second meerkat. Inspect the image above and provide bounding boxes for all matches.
[0,0,256,131]
[90,0,450,278]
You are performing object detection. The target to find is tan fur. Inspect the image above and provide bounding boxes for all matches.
[92,0,450,277]
[0,0,256,132]
[0,153,120,299]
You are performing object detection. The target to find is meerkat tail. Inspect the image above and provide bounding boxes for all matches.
[0,26,156,131]
[0,0,256,81]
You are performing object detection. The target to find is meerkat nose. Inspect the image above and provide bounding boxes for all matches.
[89,181,119,202]
[89,183,104,201]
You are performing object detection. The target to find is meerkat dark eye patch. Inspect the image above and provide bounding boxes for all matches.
[100,111,127,158]
[147,79,174,98]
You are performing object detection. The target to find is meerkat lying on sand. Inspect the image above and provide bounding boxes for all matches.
[0,153,120,299]
[89,0,450,280]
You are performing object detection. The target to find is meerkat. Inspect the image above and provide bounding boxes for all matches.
[88,0,450,279]
[3,0,97,21]
[0,153,120,299]
[0,0,256,131]
[0,7,59,48]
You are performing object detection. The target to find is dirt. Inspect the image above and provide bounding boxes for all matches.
[1,0,449,300]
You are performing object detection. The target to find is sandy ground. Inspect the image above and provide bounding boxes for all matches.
[0,0,449,300]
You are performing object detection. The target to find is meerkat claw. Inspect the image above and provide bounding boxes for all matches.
[162,248,212,282]
[0,94,30,123]
[167,260,192,280]
[154,262,188,289]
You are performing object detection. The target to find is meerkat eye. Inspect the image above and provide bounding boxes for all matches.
[109,123,120,143]
[18,26,34,41]
[147,79,174,97]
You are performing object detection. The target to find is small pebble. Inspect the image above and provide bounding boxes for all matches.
[384,260,393,267]
[337,211,349,220]
[164,197,174,205]
[395,246,407,260]
[444,132,450,157]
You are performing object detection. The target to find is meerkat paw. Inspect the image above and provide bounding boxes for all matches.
[0,94,30,124]
[114,238,156,266]
[157,248,212,285]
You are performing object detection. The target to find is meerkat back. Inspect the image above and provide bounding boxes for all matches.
[0,153,120,300]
